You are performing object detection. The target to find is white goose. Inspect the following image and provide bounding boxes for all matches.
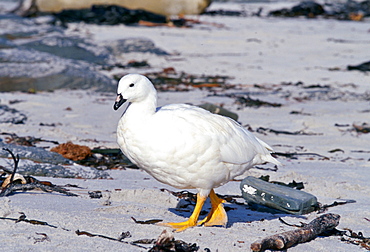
[114,74,281,232]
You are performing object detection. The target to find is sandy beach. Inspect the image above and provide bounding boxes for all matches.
[0,0,369,251]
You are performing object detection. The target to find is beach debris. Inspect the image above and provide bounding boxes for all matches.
[340,228,370,250]
[203,9,247,17]
[268,0,370,21]
[250,213,340,251]
[1,132,59,147]
[347,61,370,72]
[1,173,27,188]
[0,171,78,197]
[328,148,345,153]
[290,110,312,116]
[51,142,92,161]
[0,212,58,228]
[258,175,304,190]
[136,68,234,92]
[234,96,282,109]
[256,127,322,136]
[0,148,78,197]
[241,176,319,215]
[78,148,137,170]
[352,122,370,134]
[126,60,150,68]
[33,232,51,244]
[148,229,199,252]
[253,165,278,172]
[274,151,330,160]
[211,93,282,109]
[131,217,163,225]
[132,238,157,245]
[76,230,146,249]
[88,190,103,199]
[103,60,151,71]
[317,199,356,214]
[0,105,27,124]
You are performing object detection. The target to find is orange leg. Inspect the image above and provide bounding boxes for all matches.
[198,189,227,227]
[159,193,207,232]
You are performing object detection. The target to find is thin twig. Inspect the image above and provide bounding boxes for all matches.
[0,212,57,228]
[2,148,19,184]
[278,217,305,228]
[76,230,147,249]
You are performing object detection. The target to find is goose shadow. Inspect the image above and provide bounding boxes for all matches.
[167,197,308,227]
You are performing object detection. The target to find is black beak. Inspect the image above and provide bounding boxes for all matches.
[113,94,127,110]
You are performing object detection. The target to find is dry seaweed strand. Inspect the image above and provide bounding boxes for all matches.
[0,182,78,197]
[341,228,370,250]
[1,132,59,147]
[317,199,356,214]
[274,151,330,160]
[76,230,147,249]
[131,217,163,225]
[250,213,340,251]
[0,212,58,228]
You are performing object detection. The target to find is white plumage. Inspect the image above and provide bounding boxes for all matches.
[114,74,280,231]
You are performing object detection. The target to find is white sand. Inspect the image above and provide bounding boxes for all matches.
[0,1,369,251]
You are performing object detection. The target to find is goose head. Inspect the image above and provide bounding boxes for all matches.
[113,74,156,110]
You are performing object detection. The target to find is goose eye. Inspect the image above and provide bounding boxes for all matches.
[129,83,135,87]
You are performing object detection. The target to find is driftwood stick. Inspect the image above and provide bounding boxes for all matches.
[2,148,19,184]
[251,213,340,251]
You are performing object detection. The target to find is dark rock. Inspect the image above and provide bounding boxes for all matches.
[269,0,370,20]
[0,47,115,92]
[0,142,72,165]
[269,1,325,17]
[202,9,247,17]
[325,0,370,20]
[105,38,169,55]
[347,61,370,72]
[54,5,167,26]
[0,104,27,124]
[0,14,63,40]
[21,35,113,65]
